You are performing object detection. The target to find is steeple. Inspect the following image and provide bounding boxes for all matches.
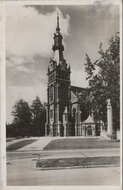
[46,12,71,137]
[52,12,64,62]
[56,12,60,33]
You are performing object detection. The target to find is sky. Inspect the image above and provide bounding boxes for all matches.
[6,4,119,123]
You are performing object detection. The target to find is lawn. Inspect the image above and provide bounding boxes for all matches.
[43,138,120,150]
[7,139,38,151]
[6,138,15,142]
[36,156,120,169]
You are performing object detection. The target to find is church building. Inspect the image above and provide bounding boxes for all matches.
[45,14,96,137]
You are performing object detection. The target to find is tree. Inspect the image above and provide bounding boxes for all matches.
[11,99,32,137]
[6,123,15,137]
[84,33,120,131]
[31,96,46,136]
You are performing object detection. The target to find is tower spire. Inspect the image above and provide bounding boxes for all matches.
[56,12,60,33]
[52,12,65,62]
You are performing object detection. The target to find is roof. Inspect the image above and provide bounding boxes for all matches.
[71,85,87,104]
[71,85,86,95]
[71,91,78,103]
[82,115,95,124]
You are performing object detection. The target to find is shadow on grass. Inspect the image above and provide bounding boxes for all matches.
[7,139,38,151]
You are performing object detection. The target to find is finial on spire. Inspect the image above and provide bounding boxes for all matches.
[56,11,60,33]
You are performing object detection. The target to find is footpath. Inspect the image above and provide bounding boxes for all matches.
[7,137,120,186]
[7,136,120,170]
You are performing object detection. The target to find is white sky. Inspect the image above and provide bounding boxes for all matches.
[6,4,119,123]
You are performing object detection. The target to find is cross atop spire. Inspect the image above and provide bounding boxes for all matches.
[56,12,60,33]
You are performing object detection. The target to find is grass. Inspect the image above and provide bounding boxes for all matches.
[7,139,38,151]
[6,138,15,142]
[36,156,120,168]
[43,138,120,150]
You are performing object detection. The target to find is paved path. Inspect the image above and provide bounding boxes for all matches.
[6,137,121,186]
[7,157,120,186]
[15,136,100,151]
[7,137,54,150]
[16,137,55,151]
[7,148,120,161]
[38,148,120,159]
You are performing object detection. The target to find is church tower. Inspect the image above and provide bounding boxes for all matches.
[45,13,71,136]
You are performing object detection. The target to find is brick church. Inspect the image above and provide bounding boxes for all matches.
[45,14,96,137]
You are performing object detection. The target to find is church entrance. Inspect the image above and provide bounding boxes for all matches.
[86,125,92,136]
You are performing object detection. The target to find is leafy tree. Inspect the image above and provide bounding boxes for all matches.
[31,96,46,136]
[6,123,15,137]
[84,33,120,131]
[11,99,32,137]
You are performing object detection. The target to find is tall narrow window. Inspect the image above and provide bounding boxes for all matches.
[50,109,53,119]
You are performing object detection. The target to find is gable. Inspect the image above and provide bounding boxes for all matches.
[83,115,95,124]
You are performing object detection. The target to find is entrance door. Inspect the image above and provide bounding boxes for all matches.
[87,125,92,135]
